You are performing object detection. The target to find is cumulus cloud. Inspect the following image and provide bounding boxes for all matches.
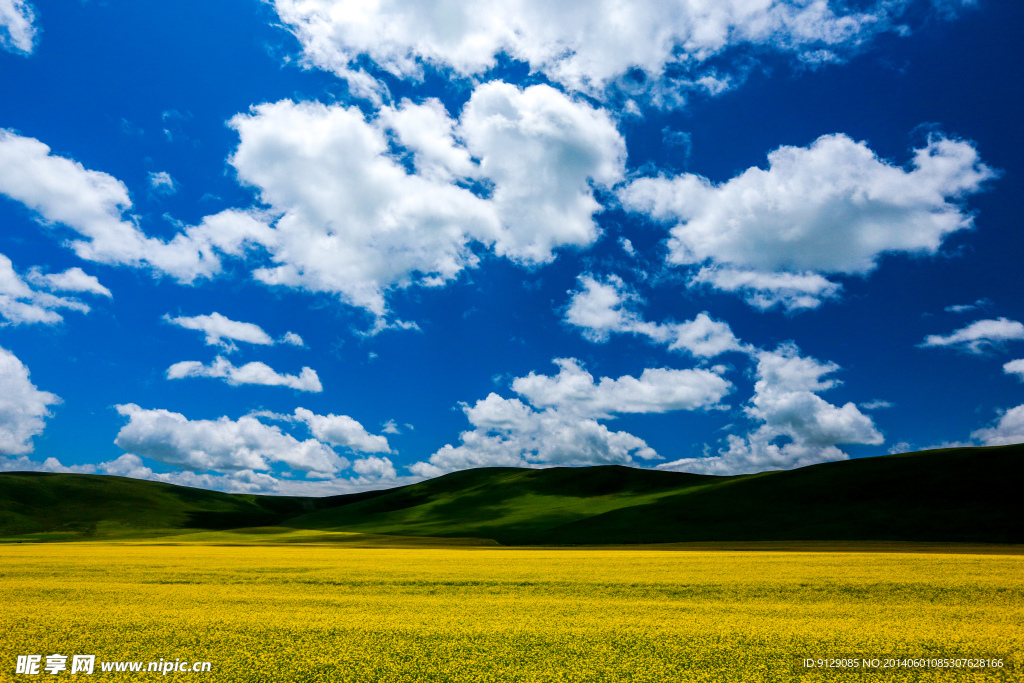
[410,358,730,476]
[621,132,995,310]
[660,344,882,474]
[0,345,61,455]
[113,404,345,475]
[458,82,625,262]
[0,130,273,282]
[293,407,391,454]
[100,453,282,494]
[967,358,1024,444]
[971,405,1024,447]
[229,97,496,316]
[166,356,323,392]
[166,312,273,347]
[1004,359,1024,382]
[165,312,301,350]
[0,0,36,55]
[2,91,623,321]
[281,331,304,346]
[411,394,659,478]
[228,85,623,316]
[105,404,394,490]
[3,448,409,495]
[0,454,94,474]
[100,452,407,494]
[564,274,745,357]
[271,0,917,100]
[512,358,731,418]
[919,318,1024,354]
[351,455,397,480]
[0,253,108,325]
[690,267,841,312]
[26,266,111,297]
[147,171,178,196]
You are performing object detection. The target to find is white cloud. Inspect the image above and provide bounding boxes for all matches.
[0,0,36,55]
[0,454,94,474]
[660,344,882,474]
[113,404,346,476]
[859,399,893,410]
[945,298,989,314]
[621,133,994,310]
[228,85,623,317]
[919,318,1024,354]
[165,312,275,349]
[271,0,914,100]
[293,407,391,454]
[689,266,841,311]
[564,274,745,357]
[411,357,731,476]
[99,452,156,479]
[512,358,731,418]
[281,331,304,346]
[1004,359,1024,382]
[0,253,100,325]
[1,450,412,495]
[104,448,403,491]
[26,266,111,297]
[458,82,625,263]
[0,130,273,282]
[102,453,282,493]
[747,346,883,446]
[100,452,408,495]
[166,356,323,392]
[0,345,60,455]
[180,208,279,262]
[228,98,496,316]
[378,97,477,183]
[244,409,391,456]
[148,171,178,196]
[411,394,659,478]
[971,405,1024,447]
[351,455,397,480]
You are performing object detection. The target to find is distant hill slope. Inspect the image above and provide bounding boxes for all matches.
[0,472,386,541]
[1,444,1021,544]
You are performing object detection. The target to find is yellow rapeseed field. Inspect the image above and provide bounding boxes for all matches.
[1,540,1021,682]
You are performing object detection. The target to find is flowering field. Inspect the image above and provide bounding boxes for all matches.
[1,541,1021,682]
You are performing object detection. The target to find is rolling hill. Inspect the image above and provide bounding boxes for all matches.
[1,443,1021,545]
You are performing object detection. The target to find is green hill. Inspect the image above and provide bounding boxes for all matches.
[1,443,1021,545]
[0,472,385,541]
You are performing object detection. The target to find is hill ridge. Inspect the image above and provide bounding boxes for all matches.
[1,443,1021,545]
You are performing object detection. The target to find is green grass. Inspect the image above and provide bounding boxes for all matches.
[0,471,385,540]
[1,443,1021,545]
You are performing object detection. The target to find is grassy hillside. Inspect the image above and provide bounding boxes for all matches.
[281,444,1024,544]
[0,472,388,541]
[280,465,714,543]
[533,444,1024,545]
[1,443,1021,544]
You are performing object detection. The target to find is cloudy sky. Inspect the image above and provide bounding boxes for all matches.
[1,0,1021,495]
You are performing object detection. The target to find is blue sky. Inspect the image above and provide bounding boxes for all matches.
[0,0,1021,495]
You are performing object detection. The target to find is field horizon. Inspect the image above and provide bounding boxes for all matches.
[2,442,1021,547]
